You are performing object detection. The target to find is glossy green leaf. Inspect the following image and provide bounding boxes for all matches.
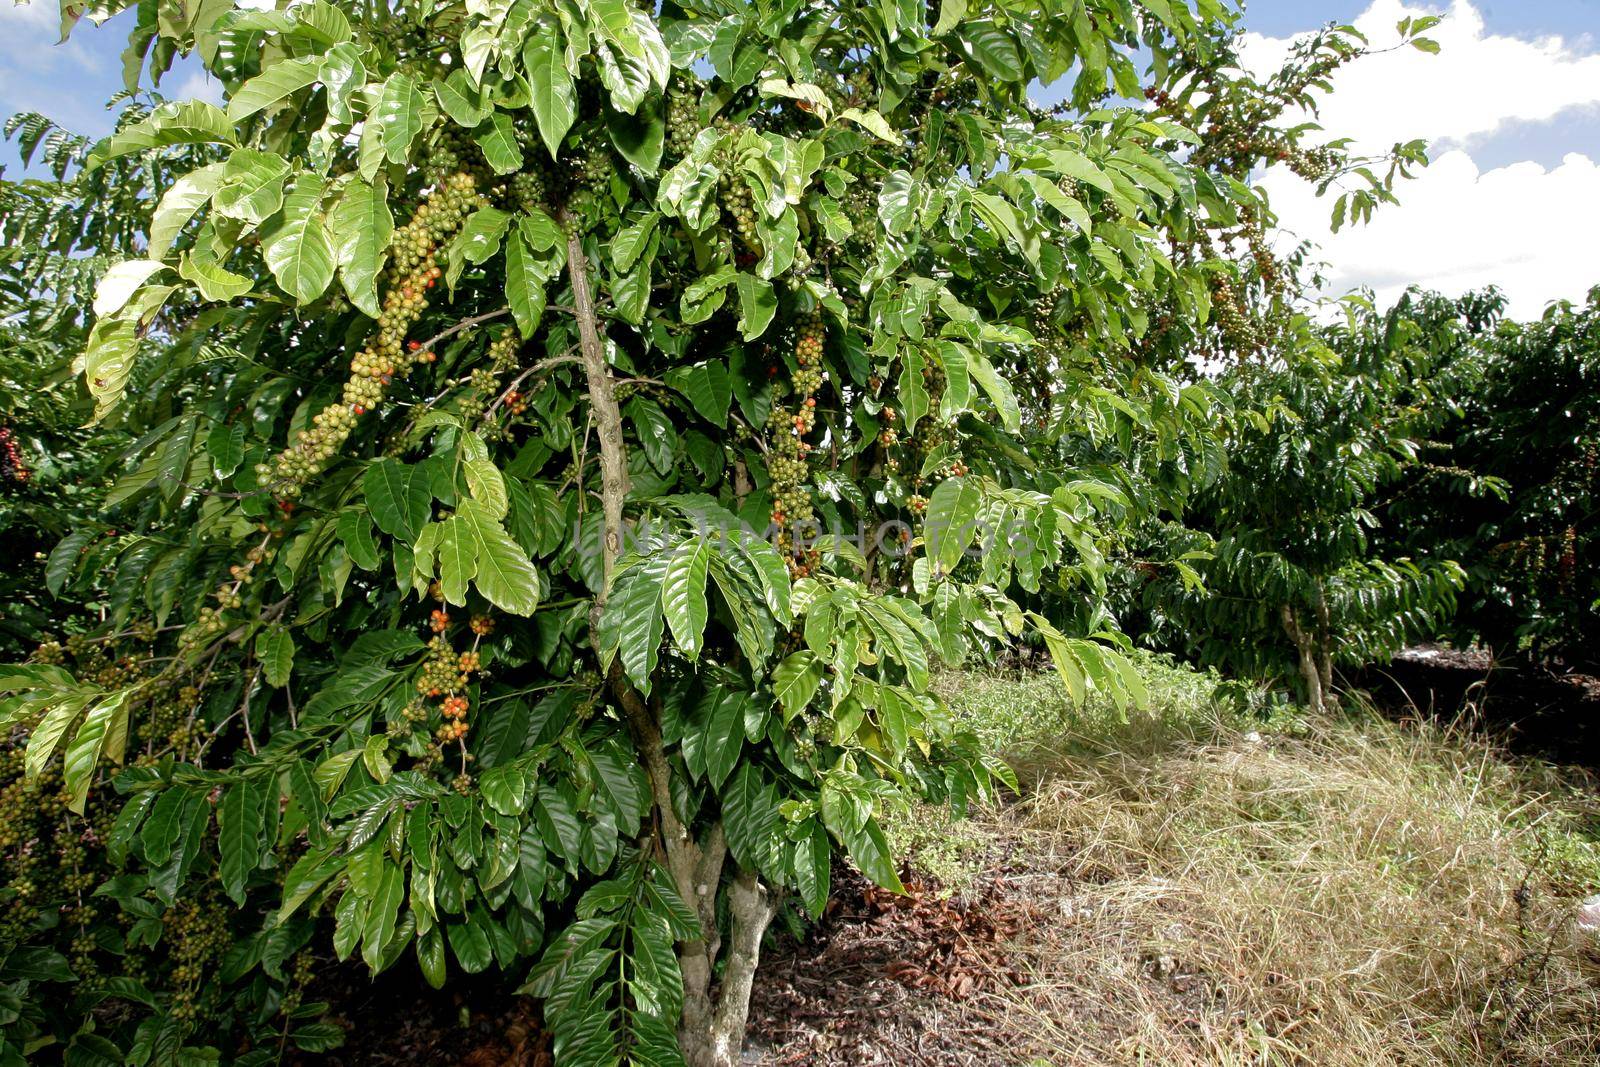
[328,177,394,318]
[661,539,711,660]
[524,21,576,159]
[228,55,324,121]
[257,626,295,687]
[261,173,335,304]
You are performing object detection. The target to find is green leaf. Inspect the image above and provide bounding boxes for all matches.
[897,348,929,433]
[437,515,477,606]
[328,177,394,318]
[86,100,235,169]
[661,539,711,660]
[612,212,660,273]
[702,691,746,790]
[445,206,511,293]
[962,20,1023,82]
[457,498,540,615]
[464,457,508,519]
[82,304,147,423]
[364,460,430,542]
[735,273,777,340]
[607,100,664,173]
[417,927,447,989]
[772,651,823,722]
[362,862,406,973]
[878,170,916,235]
[966,350,1021,433]
[218,783,267,905]
[179,248,253,302]
[932,0,967,35]
[845,817,903,892]
[794,820,830,916]
[321,41,367,124]
[62,693,128,815]
[212,149,292,224]
[626,398,678,475]
[837,107,900,144]
[924,477,982,575]
[601,553,670,691]
[721,764,777,871]
[505,227,551,337]
[524,21,576,159]
[93,260,168,318]
[433,68,491,127]
[447,916,493,974]
[257,626,295,688]
[262,173,335,305]
[148,162,225,253]
[228,55,324,121]
[25,693,89,782]
[474,112,525,175]
[376,71,428,164]
[277,847,343,925]
[665,361,732,428]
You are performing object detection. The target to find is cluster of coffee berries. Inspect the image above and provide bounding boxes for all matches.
[792,311,825,397]
[1237,208,1285,297]
[0,745,118,973]
[1284,145,1339,182]
[666,76,700,159]
[413,623,484,758]
[1143,85,1176,110]
[878,404,898,448]
[177,604,229,655]
[766,313,828,564]
[279,952,318,1019]
[416,635,470,698]
[470,613,495,636]
[1208,273,1264,355]
[0,426,28,483]
[470,329,525,421]
[165,895,231,1023]
[262,173,484,494]
[573,132,615,195]
[718,161,762,259]
[512,169,549,213]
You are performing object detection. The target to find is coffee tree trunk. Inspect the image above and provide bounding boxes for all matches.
[1281,604,1326,715]
[566,220,775,1065]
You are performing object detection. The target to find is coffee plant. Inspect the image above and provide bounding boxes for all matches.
[0,0,1320,1063]
[1134,303,1468,712]
[1370,287,1600,667]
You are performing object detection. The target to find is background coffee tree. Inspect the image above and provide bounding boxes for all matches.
[1127,301,1469,713]
[1366,286,1599,667]
[0,0,1321,1064]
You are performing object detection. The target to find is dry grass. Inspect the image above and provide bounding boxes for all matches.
[907,662,1600,1066]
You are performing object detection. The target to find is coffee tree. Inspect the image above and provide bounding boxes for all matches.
[1138,303,1467,712]
[1372,287,1600,666]
[0,0,1276,1063]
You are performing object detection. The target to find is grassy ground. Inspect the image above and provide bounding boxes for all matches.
[753,653,1600,1066]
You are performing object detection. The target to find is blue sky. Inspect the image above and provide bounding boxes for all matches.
[1,1,1596,313]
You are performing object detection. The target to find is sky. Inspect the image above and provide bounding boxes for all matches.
[1242,0,1600,317]
[0,0,1596,318]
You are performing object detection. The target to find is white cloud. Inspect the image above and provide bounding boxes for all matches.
[1261,150,1600,318]
[175,69,225,106]
[1240,0,1600,151]
[1243,1,1600,318]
